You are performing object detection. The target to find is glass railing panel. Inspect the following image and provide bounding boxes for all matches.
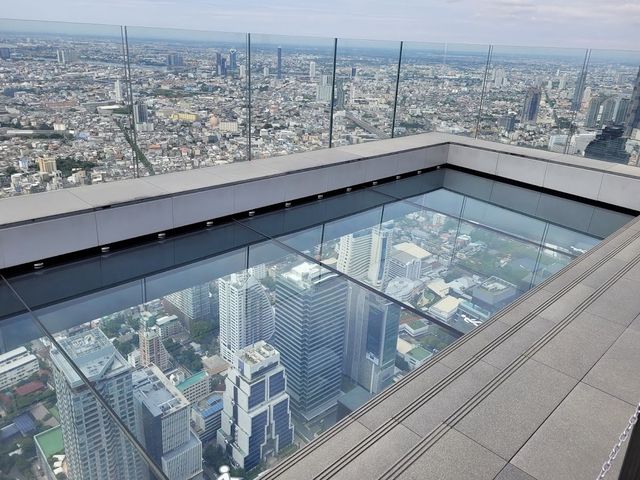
[331,38,401,145]
[245,239,457,467]
[574,49,640,164]
[0,277,169,480]
[249,34,335,159]
[395,42,490,138]
[124,26,248,175]
[0,19,132,198]
[476,45,587,152]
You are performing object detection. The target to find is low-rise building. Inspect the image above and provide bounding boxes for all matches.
[0,346,39,391]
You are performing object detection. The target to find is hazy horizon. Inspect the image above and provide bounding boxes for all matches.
[1,0,639,51]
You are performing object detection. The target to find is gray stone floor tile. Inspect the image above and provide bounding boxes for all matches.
[610,235,640,262]
[511,383,634,480]
[532,311,624,379]
[497,290,555,326]
[268,420,371,480]
[583,328,640,405]
[330,423,421,480]
[438,321,511,370]
[356,362,452,431]
[455,359,576,460]
[483,316,555,370]
[400,427,506,480]
[401,361,499,436]
[580,257,627,289]
[494,464,537,480]
[539,283,595,323]
[586,278,640,327]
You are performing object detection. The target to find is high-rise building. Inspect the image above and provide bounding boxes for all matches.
[335,79,345,110]
[191,394,223,443]
[337,231,372,279]
[218,273,275,363]
[572,70,587,110]
[273,262,348,420]
[0,47,10,60]
[37,157,57,174]
[614,97,631,125]
[134,101,149,125]
[56,49,77,64]
[367,226,393,288]
[139,321,169,371]
[132,365,203,480]
[493,68,506,88]
[521,87,541,125]
[624,67,640,137]
[309,61,316,78]
[585,95,617,129]
[114,79,124,103]
[50,329,145,480]
[164,284,211,324]
[215,52,222,75]
[351,66,357,78]
[316,84,332,102]
[166,53,185,67]
[276,46,282,79]
[343,290,400,395]
[219,57,227,77]
[229,49,237,70]
[217,342,293,471]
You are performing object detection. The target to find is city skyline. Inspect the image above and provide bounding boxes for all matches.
[1,0,639,50]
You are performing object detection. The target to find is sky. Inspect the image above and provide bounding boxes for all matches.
[2,0,639,50]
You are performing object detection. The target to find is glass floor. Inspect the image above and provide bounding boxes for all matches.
[0,168,633,479]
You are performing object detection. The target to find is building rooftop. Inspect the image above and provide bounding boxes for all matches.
[175,370,208,392]
[34,426,64,459]
[133,365,189,417]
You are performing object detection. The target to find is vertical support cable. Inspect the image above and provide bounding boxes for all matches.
[247,33,252,161]
[565,48,590,155]
[329,37,338,148]
[123,26,139,178]
[120,26,136,176]
[475,44,493,139]
[391,41,403,138]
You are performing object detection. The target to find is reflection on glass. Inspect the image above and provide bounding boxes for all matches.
[250,35,335,158]
[331,39,400,145]
[0,19,132,198]
[125,27,248,175]
[476,46,587,151]
[395,42,490,137]
[0,171,630,479]
[573,50,640,164]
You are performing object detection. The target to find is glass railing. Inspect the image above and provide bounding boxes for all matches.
[0,170,632,478]
[1,18,639,200]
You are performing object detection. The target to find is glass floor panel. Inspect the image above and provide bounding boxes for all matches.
[0,168,632,479]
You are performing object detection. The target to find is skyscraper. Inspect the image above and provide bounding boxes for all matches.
[335,79,345,110]
[50,329,145,480]
[164,284,211,324]
[367,226,393,288]
[276,46,282,79]
[273,263,348,420]
[343,289,400,394]
[217,342,293,471]
[219,57,227,77]
[572,70,587,110]
[215,52,222,75]
[309,61,316,79]
[521,86,541,125]
[132,365,203,480]
[166,53,184,67]
[134,101,149,125]
[56,49,77,64]
[114,79,124,103]
[218,273,275,363]
[624,67,640,137]
[351,66,357,78]
[615,97,631,125]
[337,231,372,279]
[139,320,169,371]
[229,49,237,70]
